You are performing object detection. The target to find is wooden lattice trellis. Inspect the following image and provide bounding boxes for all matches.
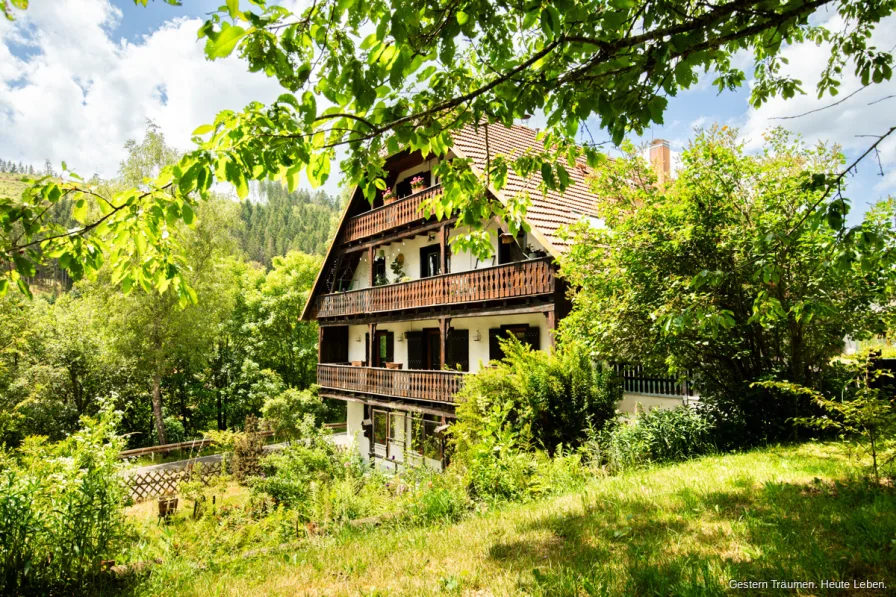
[125,461,225,502]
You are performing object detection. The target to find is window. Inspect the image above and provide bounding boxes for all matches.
[420,245,441,278]
[373,255,387,286]
[396,170,431,198]
[366,330,394,367]
[390,412,406,443]
[410,413,442,460]
[497,230,526,264]
[373,410,389,446]
[488,325,540,361]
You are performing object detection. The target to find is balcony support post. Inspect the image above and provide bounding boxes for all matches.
[439,317,450,368]
[367,246,375,287]
[544,308,556,351]
[439,223,448,275]
[368,322,377,367]
[318,326,324,363]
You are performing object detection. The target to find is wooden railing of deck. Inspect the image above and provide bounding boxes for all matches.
[342,185,444,243]
[317,257,554,318]
[317,364,464,403]
[611,363,695,397]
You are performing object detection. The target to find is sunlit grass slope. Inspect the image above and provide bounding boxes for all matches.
[125,443,895,597]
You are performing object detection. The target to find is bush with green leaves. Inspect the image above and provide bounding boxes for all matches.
[453,338,621,456]
[261,386,327,441]
[451,339,619,501]
[232,415,267,482]
[760,353,896,482]
[560,127,896,447]
[595,406,716,473]
[0,403,128,594]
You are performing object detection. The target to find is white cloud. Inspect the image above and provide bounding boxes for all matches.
[740,14,896,191]
[0,0,285,183]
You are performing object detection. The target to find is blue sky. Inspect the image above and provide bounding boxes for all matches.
[2,1,894,225]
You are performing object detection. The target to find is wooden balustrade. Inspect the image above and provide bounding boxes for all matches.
[317,257,555,318]
[317,364,464,403]
[611,363,695,397]
[342,185,444,243]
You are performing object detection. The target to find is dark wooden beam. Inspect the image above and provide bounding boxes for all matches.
[368,322,376,367]
[336,217,458,255]
[439,223,447,275]
[320,391,457,418]
[367,245,374,287]
[318,326,324,364]
[545,309,556,350]
[439,317,450,368]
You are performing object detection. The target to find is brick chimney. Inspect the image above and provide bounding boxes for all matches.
[649,138,671,184]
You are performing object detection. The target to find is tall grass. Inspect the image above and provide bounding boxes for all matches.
[119,442,896,597]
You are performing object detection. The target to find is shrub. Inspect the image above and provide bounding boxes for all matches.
[163,415,186,444]
[401,468,471,525]
[453,339,621,456]
[253,427,367,518]
[232,415,266,482]
[597,406,716,472]
[0,403,129,594]
[261,387,327,441]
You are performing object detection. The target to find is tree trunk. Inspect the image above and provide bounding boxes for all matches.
[152,371,167,445]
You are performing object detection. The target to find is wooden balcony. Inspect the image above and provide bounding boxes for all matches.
[342,185,444,244]
[316,257,555,319]
[317,364,464,404]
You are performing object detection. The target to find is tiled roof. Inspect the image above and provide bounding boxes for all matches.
[451,124,598,254]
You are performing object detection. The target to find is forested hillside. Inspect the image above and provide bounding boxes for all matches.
[239,180,342,267]
[0,133,341,448]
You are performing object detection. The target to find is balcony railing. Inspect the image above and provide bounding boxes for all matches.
[316,257,555,318]
[611,364,696,397]
[342,185,444,243]
[317,364,465,403]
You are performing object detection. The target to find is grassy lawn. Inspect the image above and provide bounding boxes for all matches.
[118,442,895,596]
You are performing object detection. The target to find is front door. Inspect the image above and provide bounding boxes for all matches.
[368,330,394,367]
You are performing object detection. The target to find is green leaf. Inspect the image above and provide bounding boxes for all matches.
[192,124,215,136]
[72,198,88,224]
[182,203,195,225]
[16,278,32,300]
[13,253,35,278]
[225,159,249,199]
[540,6,560,39]
[456,10,469,25]
[205,25,246,60]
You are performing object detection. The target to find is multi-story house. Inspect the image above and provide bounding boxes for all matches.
[301,125,690,469]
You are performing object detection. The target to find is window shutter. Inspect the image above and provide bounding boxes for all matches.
[488,328,502,361]
[365,332,369,365]
[446,329,469,371]
[523,326,541,351]
[406,332,424,370]
[386,332,394,363]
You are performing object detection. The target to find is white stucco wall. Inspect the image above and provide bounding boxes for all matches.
[347,312,550,371]
[349,219,548,290]
[346,401,370,457]
[618,393,689,413]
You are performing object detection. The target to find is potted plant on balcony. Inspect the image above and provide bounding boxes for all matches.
[410,176,426,192]
[383,187,396,204]
[390,254,406,283]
